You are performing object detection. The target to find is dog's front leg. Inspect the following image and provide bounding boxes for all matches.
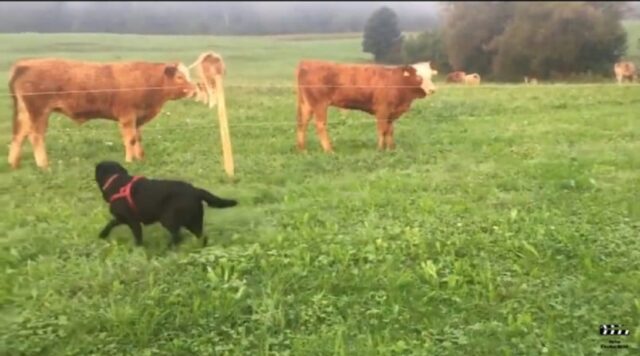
[126,221,144,246]
[99,219,122,239]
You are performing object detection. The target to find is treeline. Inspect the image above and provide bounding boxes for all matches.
[370,2,635,81]
[0,2,438,35]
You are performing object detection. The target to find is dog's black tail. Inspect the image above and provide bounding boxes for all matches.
[198,188,238,208]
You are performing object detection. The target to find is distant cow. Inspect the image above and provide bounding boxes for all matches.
[188,51,226,108]
[524,76,539,85]
[446,71,466,83]
[295,60,437,152]
[614,61,636,84]
[8,58,197,169]
[464,73,481,85]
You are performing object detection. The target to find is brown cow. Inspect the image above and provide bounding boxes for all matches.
[446,71,466,83]
[614,61,637,84]
[295,60,437,152]
[188,51,226,108]
[464,73,481,85]
[8,58,196,170]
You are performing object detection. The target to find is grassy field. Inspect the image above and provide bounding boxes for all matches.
[1,29,639,355]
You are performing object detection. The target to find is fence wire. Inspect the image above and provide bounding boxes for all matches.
[0,81,634,98]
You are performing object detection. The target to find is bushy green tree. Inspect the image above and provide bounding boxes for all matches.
[362,6,404,63]
[440,2,515,74]
[403,30,451,73]
[439,1,628,81]
[491,2,628,80]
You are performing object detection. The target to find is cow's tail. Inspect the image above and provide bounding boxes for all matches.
[295,64,307,122]
[8,64,26,137]
[197,188,238,209]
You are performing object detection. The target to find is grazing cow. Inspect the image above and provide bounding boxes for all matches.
[8,58,197,170]
[295,60,437,152]
[446,71,466,83]
[614,61,636,84]
[524,76,539,85]
[464,73,481,85]
[188,51,226,108]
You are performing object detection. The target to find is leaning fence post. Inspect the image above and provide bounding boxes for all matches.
[214,74,234,178]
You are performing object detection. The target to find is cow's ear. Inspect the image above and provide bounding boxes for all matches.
[164,64,178,77]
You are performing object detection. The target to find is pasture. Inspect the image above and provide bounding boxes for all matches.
[1,31,639,355]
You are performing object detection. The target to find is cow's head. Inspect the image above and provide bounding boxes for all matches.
[403,61,437,96]
[163,62,197,99]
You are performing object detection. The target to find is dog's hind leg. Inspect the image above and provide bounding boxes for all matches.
[99,219,123,239]
[125,221,143,246]
[160,215,183,247]
[166,227,183,247]
[185,204,206,246]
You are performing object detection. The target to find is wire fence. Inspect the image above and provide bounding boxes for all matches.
[0,81,636,98]
[0,80,636,132]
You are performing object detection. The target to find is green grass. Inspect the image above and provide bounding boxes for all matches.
[1,31,640,356]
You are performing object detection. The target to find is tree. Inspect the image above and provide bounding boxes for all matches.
[403,30,451,73]
[440,2,516,75]
[491,2,628,80]
[439,1,628,81]
[362,6,404,63]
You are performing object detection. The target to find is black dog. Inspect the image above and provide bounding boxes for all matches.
[94,160,237,247]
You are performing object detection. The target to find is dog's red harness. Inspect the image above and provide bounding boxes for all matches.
[102,174,144,214]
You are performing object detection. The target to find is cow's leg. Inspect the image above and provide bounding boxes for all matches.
[8,95,31,169]
[28,110,51,170]
[314,105,333,153]
[133,126,144,161]
[375,114,391,151]
[296,103,313,151]
[118,117,137,163]
[385,121,396,150]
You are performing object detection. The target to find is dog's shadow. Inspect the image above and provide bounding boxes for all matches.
[102,204,261,257]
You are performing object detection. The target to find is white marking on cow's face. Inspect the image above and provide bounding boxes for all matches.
[172,62,197,97]
[177,63,192,82]
[411,61,437,95]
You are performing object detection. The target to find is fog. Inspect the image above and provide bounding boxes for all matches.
[0,1,443,35]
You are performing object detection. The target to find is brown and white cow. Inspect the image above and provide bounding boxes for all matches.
[464,73,481,85]
[446,71,466,83]
[295,60,437,152]
[7,58,197,169]
[188,51,226,108]
[614,61,636,84]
